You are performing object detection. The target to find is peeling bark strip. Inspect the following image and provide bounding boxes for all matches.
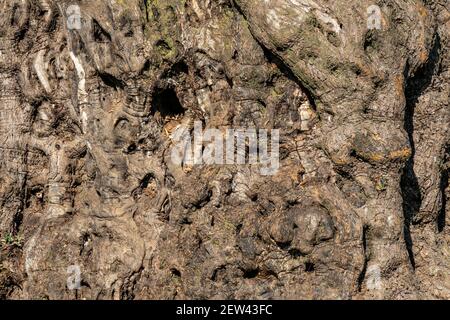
[69,51,89,132]
[34,50,52,94]
[0,0,449,300]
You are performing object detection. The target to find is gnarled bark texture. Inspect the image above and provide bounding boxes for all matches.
[0,0,448,299]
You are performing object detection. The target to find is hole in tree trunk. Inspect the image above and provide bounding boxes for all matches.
[151,88,185,119]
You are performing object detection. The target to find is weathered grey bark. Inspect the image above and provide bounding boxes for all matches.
[0,0,448,299]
